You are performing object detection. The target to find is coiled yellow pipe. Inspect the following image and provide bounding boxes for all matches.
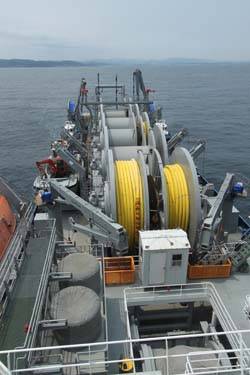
[115,160,144,248]
[163,164,189,231]
[143,121,149,137]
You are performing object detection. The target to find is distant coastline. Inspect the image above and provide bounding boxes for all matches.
[0,59,104,68]
[0,58,249,68]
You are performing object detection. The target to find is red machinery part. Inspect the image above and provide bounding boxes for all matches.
[36,157,69,177]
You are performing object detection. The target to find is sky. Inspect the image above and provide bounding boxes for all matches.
[0,0,250,61]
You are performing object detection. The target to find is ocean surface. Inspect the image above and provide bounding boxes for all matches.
[0,63,249,218]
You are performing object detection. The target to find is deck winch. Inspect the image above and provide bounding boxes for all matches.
[114,159,191,249]
[91,97,201,251]
[49,88,202,253]
[108,146,195,250]
[2,69,250,375]
[45,70,249,264]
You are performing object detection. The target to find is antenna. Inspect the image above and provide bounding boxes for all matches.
[115,75,118,109]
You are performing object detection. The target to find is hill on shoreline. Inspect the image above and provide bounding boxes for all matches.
[0,58,249,68]
[0,59,104,68]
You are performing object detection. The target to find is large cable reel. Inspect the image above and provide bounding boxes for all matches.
[103,145,201,252]
[104,147,150,251]
[169,146,201,247]
[99,106,201,251]
[148,145,201,248]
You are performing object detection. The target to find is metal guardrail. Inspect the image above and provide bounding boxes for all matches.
[12,240,107,371]
[185,344,250,375]
[1,269,248,375]
[0,361,11,375]
[14,219,56,369]
[26,220,56,346]
[1,266,246,375]
[124,282,241,352]
[0,202,36,316]
[0,282,248,374]
[1,330,250,375]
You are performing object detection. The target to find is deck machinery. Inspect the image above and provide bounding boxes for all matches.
[49,70,249,268]
[1,70,250,375]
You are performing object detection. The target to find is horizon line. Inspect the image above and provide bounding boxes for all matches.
[1,57,250,64]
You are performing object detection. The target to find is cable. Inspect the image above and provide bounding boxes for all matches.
[163,164,189,231]
[143,121,149,137]
[115,160,144,248]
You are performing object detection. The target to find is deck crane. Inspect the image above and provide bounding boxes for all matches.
[189,139,206,160]
[199,173,236,253]
[133,69,148,102]
[196,173,250,271]
[53,143,87,199]
[133,69,159,120]
[36,157,69,178]
[168,128,188,153]
[50,179,128,254]
[61,128,88,158]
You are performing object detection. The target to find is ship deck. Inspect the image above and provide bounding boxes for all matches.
[0,217,56,351]
[1,209,250,375]
[212,271,250,346]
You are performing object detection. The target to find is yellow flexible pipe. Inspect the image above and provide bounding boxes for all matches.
[115,160,144,248]
[163,164,189,231]
[143,121,149,137]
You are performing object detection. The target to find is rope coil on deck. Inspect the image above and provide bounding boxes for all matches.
[115,160,144,248]
[163,164,190,231]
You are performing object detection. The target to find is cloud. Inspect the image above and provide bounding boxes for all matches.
[0,30,78,49]
[0,0,250,61]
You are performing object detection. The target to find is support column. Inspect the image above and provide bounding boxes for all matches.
[211,311,218,327]
[48,203,64,241]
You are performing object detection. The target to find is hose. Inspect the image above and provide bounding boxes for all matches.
[163,164,189,231]
[115,160,144,248]
[143,121,149,137]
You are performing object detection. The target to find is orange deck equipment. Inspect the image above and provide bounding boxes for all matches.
[0,195,16,260]
[188,259,232,279]
[104,256,135,285]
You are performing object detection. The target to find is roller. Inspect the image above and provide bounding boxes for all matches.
[111,146,150,161]
[105,110,128,118]
[108,129,137,147]
[106,117,132,129]
[153,123,169,165]
[137,116,147,146]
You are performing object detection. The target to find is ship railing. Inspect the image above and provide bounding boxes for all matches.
[1,329,250,375]
[185,344,249,375]
[42,241,109,357]
[0,361,11,375]
[90,243,109,355]
[124,282,243,353]
[13,218,57,369]
[0,202,36,317]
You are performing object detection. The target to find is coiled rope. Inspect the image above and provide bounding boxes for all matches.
[163,164,189,231]
[115,160,144,248]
